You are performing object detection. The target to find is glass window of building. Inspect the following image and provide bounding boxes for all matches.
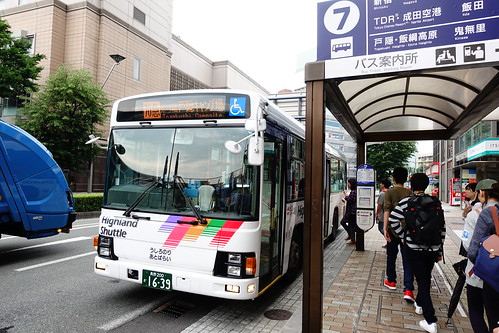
[133,7,146,25]
[133,57,141,81]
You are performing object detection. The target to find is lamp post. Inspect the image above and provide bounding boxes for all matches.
[101,54,126,89]
[87,54,126,192]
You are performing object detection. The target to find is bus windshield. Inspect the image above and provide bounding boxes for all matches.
[103,127,258,220]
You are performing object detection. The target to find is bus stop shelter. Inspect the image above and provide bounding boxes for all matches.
[302,1,499,331]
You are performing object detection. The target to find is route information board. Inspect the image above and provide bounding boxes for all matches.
[317,0,499,78]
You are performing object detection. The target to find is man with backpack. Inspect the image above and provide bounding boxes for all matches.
[388,173,446,333]
[383,167,415,302]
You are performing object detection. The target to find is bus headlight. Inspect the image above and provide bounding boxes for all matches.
[97,235,119,260]
[227,265,241,277]
[214,251,256,278]
[99,247,111,257]
[228,253,242,264]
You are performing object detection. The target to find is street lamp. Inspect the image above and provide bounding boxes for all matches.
[87,54,125,192]
[101,54,126,89]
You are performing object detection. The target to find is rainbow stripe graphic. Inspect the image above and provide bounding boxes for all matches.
[158,216,243,249]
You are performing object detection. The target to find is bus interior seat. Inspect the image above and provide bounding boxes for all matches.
[198,185,215,211]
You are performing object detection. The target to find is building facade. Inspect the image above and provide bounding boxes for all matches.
[0,0,173,124]
[0,0,269,192]
[435,120,498,205]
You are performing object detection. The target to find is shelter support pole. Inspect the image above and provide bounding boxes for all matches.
[303,80,325,332]
[355,141,366,251]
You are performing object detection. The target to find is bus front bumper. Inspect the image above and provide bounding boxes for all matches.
[94,256,259,300]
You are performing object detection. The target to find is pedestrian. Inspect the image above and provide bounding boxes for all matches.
[383,167,415,303]
[340,178,357,245]
[376,178,391,247]
[388,173,446,333]
[467,179,499,333]
[463,182,479,219]
[461,180,489,333]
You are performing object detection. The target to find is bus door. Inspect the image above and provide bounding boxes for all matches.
[324,159,331,239]
[259,137,283,289]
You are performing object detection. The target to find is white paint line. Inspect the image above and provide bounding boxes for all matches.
[98,296,172,331]
[435,262,467,317]
[1,235,18,240]
[2,236,91,254]
[71,223,100,230]
[1,224,98,240]
[15,251,95,272]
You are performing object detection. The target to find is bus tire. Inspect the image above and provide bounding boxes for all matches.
[331,209,339,241]
[283,230,303,283]
[325,209,339,243]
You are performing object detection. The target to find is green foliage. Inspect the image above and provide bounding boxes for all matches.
[367,142,417,183]
[17,64,110,173]
[0,19,44,99]
[73,193,103,212]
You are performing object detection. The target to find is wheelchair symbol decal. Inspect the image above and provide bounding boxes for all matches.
[229,97,246,117]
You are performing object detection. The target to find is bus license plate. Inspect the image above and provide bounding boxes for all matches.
[142,270,172,291]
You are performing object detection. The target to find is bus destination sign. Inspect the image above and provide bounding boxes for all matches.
[117,94,250,122]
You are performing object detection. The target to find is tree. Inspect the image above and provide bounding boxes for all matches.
[366,142,417,184]
[18,64,109,174]
[0,19,44,99]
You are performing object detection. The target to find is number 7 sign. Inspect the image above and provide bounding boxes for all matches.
[317,0,366,61]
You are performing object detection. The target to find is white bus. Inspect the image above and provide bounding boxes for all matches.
[93,90,346,300]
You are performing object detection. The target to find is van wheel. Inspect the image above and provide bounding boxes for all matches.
[283,234,302,283]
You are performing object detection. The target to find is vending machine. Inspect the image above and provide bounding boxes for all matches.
[450,178,461,206]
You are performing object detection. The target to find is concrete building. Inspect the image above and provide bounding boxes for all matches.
[170,35,268,94]
[435,118,499,206]
[0,0,269,191]
[417,153,433,173]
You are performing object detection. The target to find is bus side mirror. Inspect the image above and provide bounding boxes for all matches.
[245,118,266,132]
[247,136,264,165]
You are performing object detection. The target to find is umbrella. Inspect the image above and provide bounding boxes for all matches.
[446,259,468,324]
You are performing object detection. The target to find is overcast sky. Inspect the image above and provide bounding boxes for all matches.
[172,0,318,93]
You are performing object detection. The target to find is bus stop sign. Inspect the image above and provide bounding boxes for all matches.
[318,0,499,78]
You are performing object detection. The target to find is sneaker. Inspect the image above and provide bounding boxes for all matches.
[414,302,423,315]
[419,319,437,333]
[403,290,415,303]
[346,241,357,245]
[383,280,396,290]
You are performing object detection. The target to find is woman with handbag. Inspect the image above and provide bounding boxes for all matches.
[461,180,490,332]
[467,179,499,333]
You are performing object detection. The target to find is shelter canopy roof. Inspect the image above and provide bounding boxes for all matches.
[306,62,499,143]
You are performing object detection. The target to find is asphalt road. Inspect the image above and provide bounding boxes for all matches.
[0,218,225,333]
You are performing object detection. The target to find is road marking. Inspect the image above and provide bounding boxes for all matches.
[0,224,98,240]
[72,223,100,230]
[435,262,467,317]
[98,295,173,331]
[15,251,95,272]
[1,236,92,254]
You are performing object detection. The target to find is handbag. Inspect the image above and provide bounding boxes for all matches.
[473,205,499,292]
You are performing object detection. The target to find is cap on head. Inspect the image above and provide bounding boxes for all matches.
[475,178,498,191]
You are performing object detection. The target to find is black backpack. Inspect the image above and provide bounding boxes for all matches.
[403,195,445,247]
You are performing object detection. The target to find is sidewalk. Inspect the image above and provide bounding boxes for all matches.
[183,202,474,333]
[319,202,472,333]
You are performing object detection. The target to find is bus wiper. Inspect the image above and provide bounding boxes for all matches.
[123,178,163,217]
[173,175,207,225]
